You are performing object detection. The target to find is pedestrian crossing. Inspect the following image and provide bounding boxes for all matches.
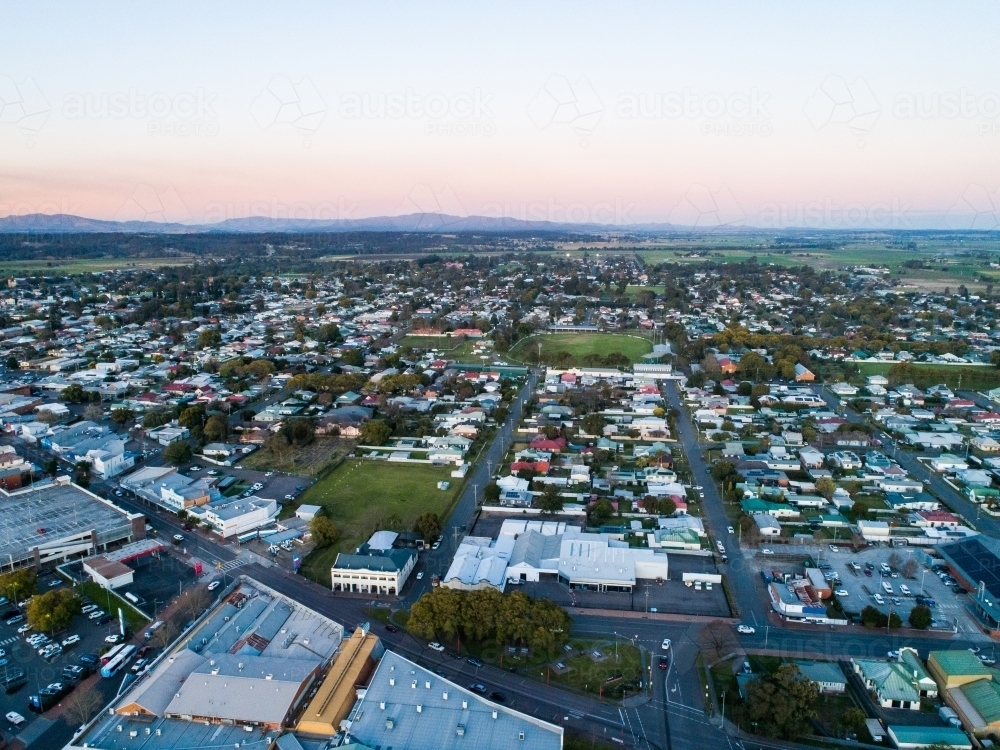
[0,635,17,647]
[219,557,248,573]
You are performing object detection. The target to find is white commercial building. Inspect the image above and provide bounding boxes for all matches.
[186,495,278,538]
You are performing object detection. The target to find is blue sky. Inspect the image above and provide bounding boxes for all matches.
[2,2,999,228]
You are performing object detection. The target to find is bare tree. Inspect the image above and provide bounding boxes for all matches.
[179,587,211,621]
[698,619,740,666]
[902,558,919,579]
[887,551,903,571]
[149,620,179,650]
[63,687,105,727]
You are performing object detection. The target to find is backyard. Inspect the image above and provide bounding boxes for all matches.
[509,332,653,366]
[299,459,464,581]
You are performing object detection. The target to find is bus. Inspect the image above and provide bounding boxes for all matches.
[236,531,258,545]
[101,645,136,678]
[99,644,125,666]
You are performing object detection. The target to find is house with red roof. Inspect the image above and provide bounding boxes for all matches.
[529,436,566,452]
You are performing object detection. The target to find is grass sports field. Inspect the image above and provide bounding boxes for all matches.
[509,332,653,366]
[299,459,463,581]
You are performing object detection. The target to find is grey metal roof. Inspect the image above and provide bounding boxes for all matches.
[346,650,562,750]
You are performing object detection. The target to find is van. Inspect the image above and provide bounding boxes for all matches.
[144,621,164,640]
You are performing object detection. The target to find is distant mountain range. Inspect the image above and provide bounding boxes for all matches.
[0,213,670,234]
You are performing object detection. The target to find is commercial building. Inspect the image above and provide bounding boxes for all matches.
[185,495,278,538]
[0,476,144,568]
[331,547,416,595]
[938,537,1000,634]
[340,650,563,750]
[71,576,345,748]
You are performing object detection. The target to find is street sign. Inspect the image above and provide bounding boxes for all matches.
[193,561,203,576]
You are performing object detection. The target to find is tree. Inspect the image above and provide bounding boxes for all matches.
[641,495,676,516]
[814,477,836,501]
[178,405,205,428]
[143,410,170,429]
[711,461,737,482]
[414,512,442,542]
[27,588,82,632]
[149,619,179,650]
[838,707,867,738]
[909,604,932,630]
[310,515,341,546]
[60,383,88,404]
[83,403,104,422]
[588,498,615,527]
[110,407,135,425]
[360,420,393,446]
[203,414,228,442]
[196,327,222,350]
[178,587,212,620]
[0,569,37,602]
[581,413,607,436]
[484,481,501,504]
[902,558,920,579]
[744,664,820,739]
[163,441,192,464]
[282,418,315,447]
[537,484,563,513]
[887,551,903,571]
[698,619,739,666]
[63,685,105,726]
[739,515,761,545]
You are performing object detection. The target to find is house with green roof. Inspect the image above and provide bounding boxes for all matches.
[852,657,925,710]
[928,650,992,691]
[792,660,846,693]
[740,497,798,518]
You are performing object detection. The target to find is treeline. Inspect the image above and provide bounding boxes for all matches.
[407,587,572,651]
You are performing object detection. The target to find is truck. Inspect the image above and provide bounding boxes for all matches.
[938,706,962,727]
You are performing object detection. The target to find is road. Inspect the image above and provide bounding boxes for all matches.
[403,370,540,602]
[815,386,1000,538]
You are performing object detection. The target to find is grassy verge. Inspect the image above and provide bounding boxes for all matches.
[76,581,149,634]
[299,459,464,581]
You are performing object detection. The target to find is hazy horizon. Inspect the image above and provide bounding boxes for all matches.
[3,2,1000,231]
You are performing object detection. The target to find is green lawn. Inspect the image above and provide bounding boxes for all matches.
[76,581,149,634]
[856,361,1000,390]
[548,641,644,699]
[0,256,195,275]
[299,459,464,581]
[509,333,653,366]
[399,335,458,350]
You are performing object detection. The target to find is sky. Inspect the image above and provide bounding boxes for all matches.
[2,2,1000,229]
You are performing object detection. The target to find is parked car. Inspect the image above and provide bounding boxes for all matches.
[104,634,122,645]
[130,658,149,673]
[5,614,24,626]
[489,691,507,703]
[737,625,755,634]
[79,654,99,667]
[6,711,25,726]
[468,683,487,694]
[61,635,80,647]
[384,624,399,633]
[467,658,484,668]
[428,642,445,652]
[760,549,773,555]
[207,581,221,591]
[88,609,106,620]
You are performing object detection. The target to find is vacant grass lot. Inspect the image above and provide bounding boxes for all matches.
[240,437,353,476]
[299,459,463,581]
[856,361,1000,390]
[509,333,652,366]
[77,581,149,633]
[0,256,195,275]
[549,642,644,698]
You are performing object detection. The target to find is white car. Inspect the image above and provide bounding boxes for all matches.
[428,641,445,652]
[17,623,31,634]
[737,625,755,634]
[887,650,901,660]
[6,712,25,726]
[900,585,911,596]
[873,594,885,605]
[829,545,839,553]
[61,635,80,647]
[416,572,424,580]
[207,581,221,591]
[760,549,773,555]
[727,526,735,534]
[264,471,274,477]
[82,604,98,614]
[835,589,849,597]
[105,634,122,645]
[173,534,184,543]
[661,638,671,650]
